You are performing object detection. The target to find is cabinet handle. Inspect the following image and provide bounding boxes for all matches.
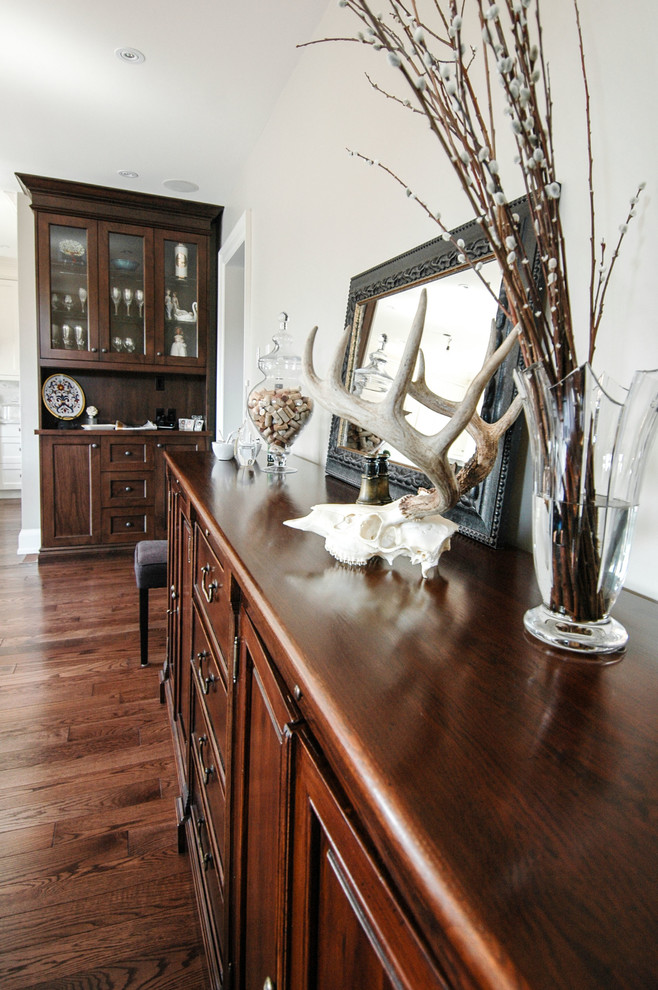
[198,734,214,782]
[125,521,133,528]
[156,442,163,448]
[203,673,216,696]
[91,347,98,352]
[194,814,213,872]
[200,563,219,603]
[91,443,99,449]
[124,450,132,456]
[101,347,108,353]
[157,351,163,356]
[124,485,133,492]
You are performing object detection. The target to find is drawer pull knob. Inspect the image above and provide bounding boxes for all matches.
[124,486,133,492]
[200,563,220,603]
[101,347,107,353]
[157,442,163,448]
[91,347,98,352]
[91,443,99,449]
[124,450,132,456]
[125,521,133,528]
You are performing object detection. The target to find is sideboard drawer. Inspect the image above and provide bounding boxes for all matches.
[194,524,232,662]
[192,607,228,776]
[191,700,227,883]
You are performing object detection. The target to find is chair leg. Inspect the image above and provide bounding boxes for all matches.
[139,587,149,666]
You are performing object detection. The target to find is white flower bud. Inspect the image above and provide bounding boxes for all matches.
[387,51,402,68]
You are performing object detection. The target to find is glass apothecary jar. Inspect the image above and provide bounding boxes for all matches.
[246,313,313,473]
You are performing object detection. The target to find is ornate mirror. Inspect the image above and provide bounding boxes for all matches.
[324,196,540,547]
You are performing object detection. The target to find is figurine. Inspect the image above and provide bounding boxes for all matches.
[170,330,187,357]
[165,290,173,320]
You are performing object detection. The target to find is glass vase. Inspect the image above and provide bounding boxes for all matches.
[515,362,658,658]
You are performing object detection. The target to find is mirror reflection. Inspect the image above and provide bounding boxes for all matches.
[342,258,501,468]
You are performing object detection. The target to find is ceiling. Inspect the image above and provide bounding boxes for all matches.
[0,0,329,261]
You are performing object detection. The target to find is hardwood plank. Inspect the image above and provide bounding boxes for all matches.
[22,946,208,990]
[0,740,173,792]
[0,822,55,860]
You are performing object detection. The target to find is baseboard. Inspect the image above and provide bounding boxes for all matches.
[17,527,41,556]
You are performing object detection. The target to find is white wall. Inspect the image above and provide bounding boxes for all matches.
[222,0,658,602]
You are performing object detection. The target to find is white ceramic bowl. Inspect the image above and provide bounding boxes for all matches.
[212,440,235,461]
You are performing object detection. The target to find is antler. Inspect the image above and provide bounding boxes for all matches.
[303,288,522,518]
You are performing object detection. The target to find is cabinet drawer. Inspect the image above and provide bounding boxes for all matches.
[188,775,225,978]
[101,508,155,543]
[101,472,154,507]
[194,525,232,660]
[192,608,228,775]
[101,437,154,470]
[191,701,226,881]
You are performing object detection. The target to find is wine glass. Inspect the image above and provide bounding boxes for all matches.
[78,287,87,313]
[111,287,121,315]
[123,287,133,316]
[135,289,144,318]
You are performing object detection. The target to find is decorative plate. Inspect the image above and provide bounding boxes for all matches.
[42,374,85,420]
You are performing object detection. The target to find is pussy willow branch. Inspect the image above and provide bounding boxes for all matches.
[306,0,644,384]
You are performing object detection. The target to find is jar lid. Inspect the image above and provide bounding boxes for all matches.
[258,312,302,376]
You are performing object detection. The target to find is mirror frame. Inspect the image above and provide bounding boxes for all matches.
[324,196,541,547]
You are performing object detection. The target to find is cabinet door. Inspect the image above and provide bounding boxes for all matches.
[36,213,99,360]
[289,736,446,990]
[155,230,208,368]
[39,435,101,548]
[98,221,155,363]
[231,609,299,990]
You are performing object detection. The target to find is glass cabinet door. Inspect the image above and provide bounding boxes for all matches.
[160,235,204,364]
[98,223,153,363]
[38,217,99,358]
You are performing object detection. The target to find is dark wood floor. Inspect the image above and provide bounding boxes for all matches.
[0,499,209,989]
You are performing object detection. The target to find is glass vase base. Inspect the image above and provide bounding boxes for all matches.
[264,449,296,474]
[523,604,627,660]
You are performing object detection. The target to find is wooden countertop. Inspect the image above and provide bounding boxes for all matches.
[167,450,658,990]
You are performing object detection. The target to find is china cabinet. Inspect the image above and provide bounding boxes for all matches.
[162,451,657,990]
[17,173,222,554]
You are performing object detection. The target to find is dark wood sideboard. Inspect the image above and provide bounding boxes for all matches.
[162,450,657,990]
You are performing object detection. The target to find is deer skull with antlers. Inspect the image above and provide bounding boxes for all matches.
[303,288,522,519]
[284,289,522,576]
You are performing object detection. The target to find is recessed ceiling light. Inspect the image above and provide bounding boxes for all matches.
[163,179,200,194]
[118,170,139,179]
[115,47,145,65]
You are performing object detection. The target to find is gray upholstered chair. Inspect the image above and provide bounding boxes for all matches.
[134,540,168,666]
